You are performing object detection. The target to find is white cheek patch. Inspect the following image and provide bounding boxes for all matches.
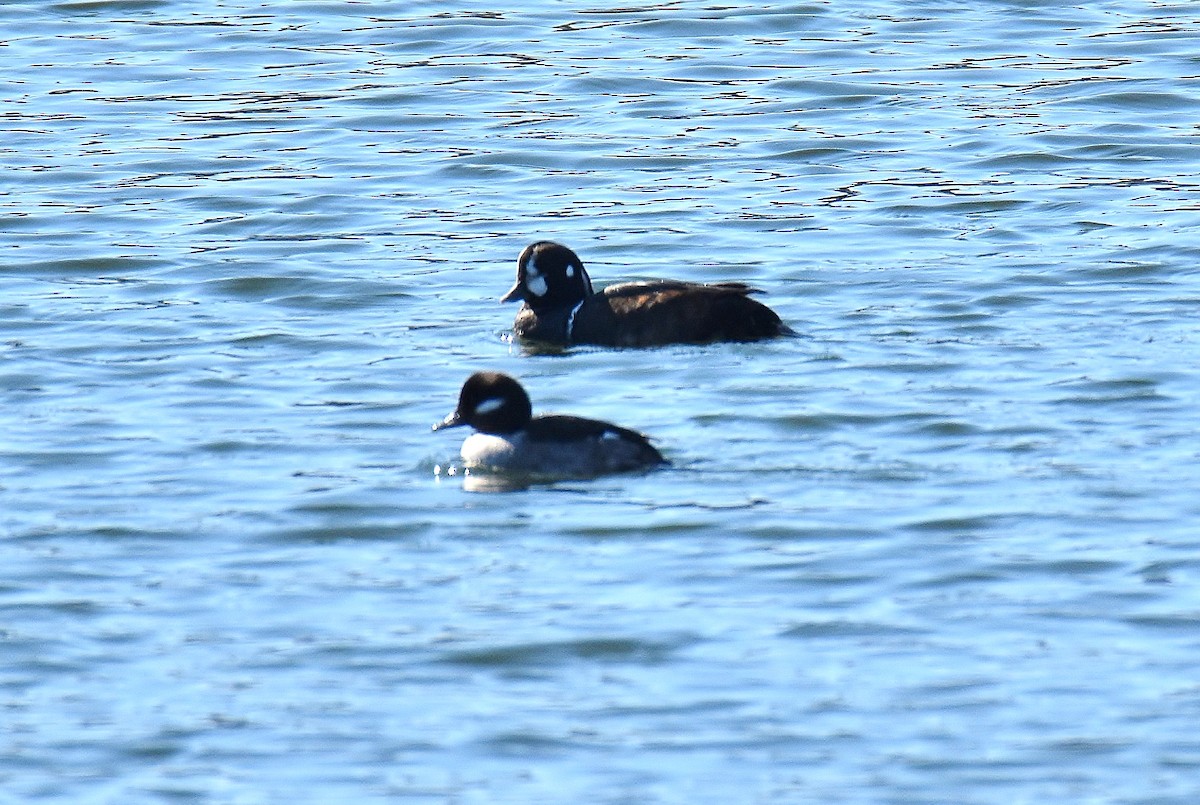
[523,255,547,296]
[474,397,505,416]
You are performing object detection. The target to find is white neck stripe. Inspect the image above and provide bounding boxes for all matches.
[565,300,584,342]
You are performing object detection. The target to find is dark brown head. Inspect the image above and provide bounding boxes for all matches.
[501,241,594,311]
[433,371,533,435]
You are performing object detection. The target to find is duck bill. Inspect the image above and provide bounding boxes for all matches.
[500,281,524,303]
[432,411,465,431]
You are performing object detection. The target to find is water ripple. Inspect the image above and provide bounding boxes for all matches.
[4,0,1200,802]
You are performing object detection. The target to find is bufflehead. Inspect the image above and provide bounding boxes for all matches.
[501,241,794,347]
[433,371,666,477]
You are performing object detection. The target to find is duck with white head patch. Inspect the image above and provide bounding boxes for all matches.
[501,241,794,347]
[433,371,666,478]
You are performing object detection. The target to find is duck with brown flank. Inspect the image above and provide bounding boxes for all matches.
[501,241,794,347]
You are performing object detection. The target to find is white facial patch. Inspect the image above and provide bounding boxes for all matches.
[473,396,505,416]
[526,274,548,297]
[565,264,575,278]
[524,255,548,297]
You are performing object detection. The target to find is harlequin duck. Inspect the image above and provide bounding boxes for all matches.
[501,241,794,347]
[433,371,667,477]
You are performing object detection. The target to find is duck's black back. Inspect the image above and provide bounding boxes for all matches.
[567,280,792,347]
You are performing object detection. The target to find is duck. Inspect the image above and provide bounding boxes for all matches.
[501,240,794,347]
[433,371,666,477]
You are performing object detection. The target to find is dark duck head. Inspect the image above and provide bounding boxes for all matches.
[433,371,532,435]
[501,241,593,311]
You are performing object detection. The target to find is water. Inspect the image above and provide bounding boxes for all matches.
[3,0,1200,801]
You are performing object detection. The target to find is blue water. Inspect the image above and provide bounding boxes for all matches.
[4,1,1200,801]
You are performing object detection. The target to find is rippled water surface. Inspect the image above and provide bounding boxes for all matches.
[4,0,1200,801]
